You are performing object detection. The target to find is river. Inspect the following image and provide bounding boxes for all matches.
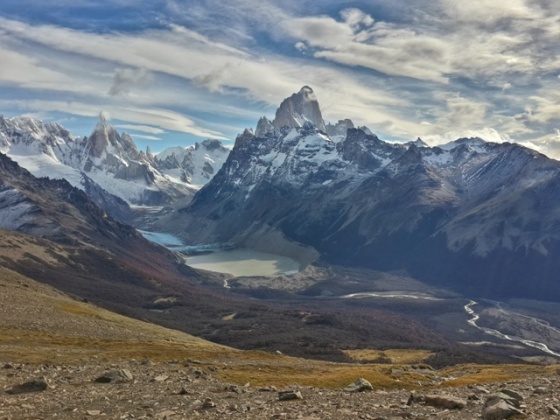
[340,291,560,358]
[139,230,560,357]
[464,300,560,357]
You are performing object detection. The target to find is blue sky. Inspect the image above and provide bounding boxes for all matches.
[1,1,560,157]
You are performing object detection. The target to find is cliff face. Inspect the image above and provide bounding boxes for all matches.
[272,86,326,132]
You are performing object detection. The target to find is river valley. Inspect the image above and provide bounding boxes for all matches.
[140,230,560,362]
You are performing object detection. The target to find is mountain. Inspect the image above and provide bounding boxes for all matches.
[153,139,230,188]
[1,152,458,360]
[0,115,212,218]
[0,150,145,246]
[173,87,560,302]
[272,85,325,132]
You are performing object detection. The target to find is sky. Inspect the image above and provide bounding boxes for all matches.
[1,1,560,157]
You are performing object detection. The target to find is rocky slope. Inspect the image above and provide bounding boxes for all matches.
[1,266,560,420]
[0,151,137,246]
[174,87,560,302]
[4,361,560,419]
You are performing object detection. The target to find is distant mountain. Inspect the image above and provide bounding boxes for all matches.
[0,115,229,219]
[173,87,560,302]
[153,139,229,188]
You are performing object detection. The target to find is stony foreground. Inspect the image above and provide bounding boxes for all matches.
[2,360,560,420]
[2,267,559,419]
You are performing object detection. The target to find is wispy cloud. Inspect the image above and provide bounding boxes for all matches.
[113,124,165,134]
[126,134,162,141]
[1,0,560,155]
[108,68,151,97]
[0,99,227,139]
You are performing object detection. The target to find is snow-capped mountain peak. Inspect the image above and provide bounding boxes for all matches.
[0,115,199,212]
[153,138,229,188]
[272,85,326,132]
[255,116,274,138]
[173,87,560,302]
[325,119,355,141]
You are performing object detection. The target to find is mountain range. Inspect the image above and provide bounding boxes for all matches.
[3,86,560,304]
[0,149,458,360]
[169,86,560,302]
[0,115,229,220]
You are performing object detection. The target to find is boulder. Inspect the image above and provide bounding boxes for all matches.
[94,369,133,384]
[499,389,524,407]
[6,379,48,394]
[344,378,374,392]
[424,394,466,409]
[482,394,525,419]
[278,390,303,401]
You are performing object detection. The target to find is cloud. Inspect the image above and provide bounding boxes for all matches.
[0,47,79,89]
[126,134,162,141]
[99,110,110,123]
[440,0,538,25]
[421,128,513,147]
[279,13,453,82]
[113,124,165,134]
[272,1,560,90]
[108,68,151,97]
[434,95,489,132]
[3,1,560,157]
[192,64,237,93]
[340,8,374,29]
[522,130,560,160]
[524,95,560,124]
[0,99,228,139]
[283,16,354,50]
[294,41,307,51]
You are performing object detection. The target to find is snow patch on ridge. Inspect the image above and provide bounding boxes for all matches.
[0,189,35,231]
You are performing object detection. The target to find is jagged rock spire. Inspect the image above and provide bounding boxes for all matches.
[272,86,326,132]
[255,116,274,137]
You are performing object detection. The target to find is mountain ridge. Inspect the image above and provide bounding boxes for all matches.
[170,87,560,302]
[0,115,229,219]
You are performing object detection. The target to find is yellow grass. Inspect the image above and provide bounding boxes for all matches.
[343,349,434,364]
[437,364,557,387]
[1,264,559,391]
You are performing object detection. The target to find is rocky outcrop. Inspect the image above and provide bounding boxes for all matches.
[482,390,525,419]
[5,379,48,395]
[272,86,325,132]
[344,378,374,392]
[255,116,274,137]
[326,118,355,139]
[94,369,134,384]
